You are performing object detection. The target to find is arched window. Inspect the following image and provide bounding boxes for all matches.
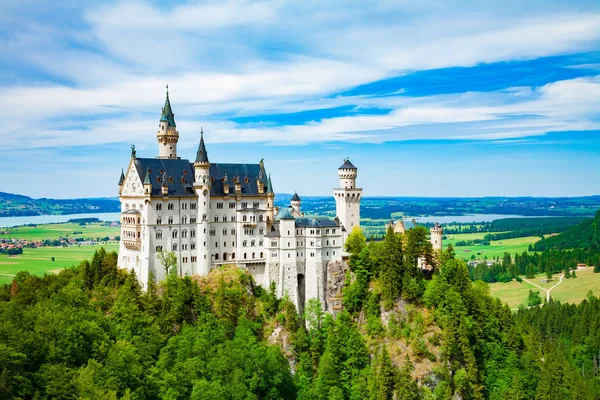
[172,230,178,238]
[223,253,227,261]
[244,253,247,259]
[215,253,219,260]
[157,217,162,225]
[155,230,163,239]
[259,215,263,222]
[260,252,263,258]
[182,230,187,238]
[243,240,247,247]
[252,252,255,259]
[191,230,196,238]
[251,240,255,246]
[243,215,247,222]
[168,216,174,224]
[232,253,236,260]
[172,243,177,251]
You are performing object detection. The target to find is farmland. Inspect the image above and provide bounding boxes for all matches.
[0,243,119,285]
[444,232,539,261]
[1,222,119,241]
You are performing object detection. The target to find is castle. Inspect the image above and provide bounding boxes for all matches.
[117,90,362,311]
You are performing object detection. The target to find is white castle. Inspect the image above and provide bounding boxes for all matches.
[117,90,362,311]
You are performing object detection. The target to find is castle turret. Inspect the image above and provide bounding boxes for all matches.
[143,168,152,196]
[156,85,180,159]
[333,159,362,243]
[194,129,211,275]
[430,223,443,251]
[118,169,125,195]
[291,192,301,216]
[266,173,275,227]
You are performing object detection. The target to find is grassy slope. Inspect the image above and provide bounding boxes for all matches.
[0,243,119,284]
[444,232,538,260]
[489,267,600,308]
[1,222,119,241]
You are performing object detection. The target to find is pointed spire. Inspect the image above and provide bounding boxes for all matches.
[267,173,274,194]
[291,192,301,202]
[195,128,209,163]
[160,84,176,127]
[119,169,125,185]
[144,168,151,185]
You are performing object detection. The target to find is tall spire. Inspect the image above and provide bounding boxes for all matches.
[160,84,176,127]
[144,168,151,185]
[119,169,125,185]
[195,128,209,163]
[267,173,273,194]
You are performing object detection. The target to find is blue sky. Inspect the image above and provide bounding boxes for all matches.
[1,0,600,198]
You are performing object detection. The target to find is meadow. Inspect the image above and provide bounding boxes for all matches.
[444,232,538,260]
[0,243,119,285]
[488,267,600,308]
[1,222,119,241]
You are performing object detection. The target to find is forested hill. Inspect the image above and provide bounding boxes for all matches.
[534,210,600,251]
[2,227,600,398]
[0,192,119,217]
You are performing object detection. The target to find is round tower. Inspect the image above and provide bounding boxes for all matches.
[291,192,301,216]
[157,85,180,159]
[333,159,362,243]
[430,223,443,251]
[194,129,211,275]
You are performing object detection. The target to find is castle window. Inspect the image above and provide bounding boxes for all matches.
[182,216,187,224]
[214,216,218,222]
[251,240,255,246]
[333,240,336,245]
[259,228,264,235]
[215,254,219,260]
[271,241,277,246]
[172,244,177,251]
[259,240,263,246]
[191,243,196,250]
[223,228,227,235]
[182,203,187,210]
[241,202,248,209]
[223,242,227,247]
[182,244,187,250]
[333,251,336,256]
[156,231,163,239]
[182,230,187,238]
[157,218,162,225]
[172,230,178,238]
[190,217,197,223]
[232,242,235,247]
[243,240,247,247]
[229,202,236,209]
[243,215,247,222]
[203,214,207,221]
[287,253,290,258]
[253,202,259,208]
[191,256,197,262]
[168,217,174,225]
[231,228,236,235]
[332,229,336,234]
[252,252,255,258]
[155,246,163,252]
[156,203,162,211]
[168,203,174,210]
[191,230,196,238]
[217,202,223,209]
[260,252,263,258]
[232,253,235,259]
[190,203,197,210]
[244,253,247,259]
[215,242,218,247]
[210,229,215,236]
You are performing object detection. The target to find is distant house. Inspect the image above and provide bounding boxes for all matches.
[577,263,587,269]
[541,279,551,284]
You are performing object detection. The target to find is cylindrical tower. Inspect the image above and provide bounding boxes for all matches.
[156,86,180,159]
[333,159,362,244]
[194,131,211,275]
[291,192,301,215]
[430,223,443,251]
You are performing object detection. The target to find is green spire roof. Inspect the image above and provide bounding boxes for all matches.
[144,168,151,184]
[195,129,209,163]
[160,85,176,127]
[119,169,125,185]
[267,173,273,194]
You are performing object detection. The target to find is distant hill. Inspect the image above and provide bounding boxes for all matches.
[534,210,600,251]
[0,191,120,217]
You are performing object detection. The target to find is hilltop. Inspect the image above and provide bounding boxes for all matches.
[0,191,119,217]
[534,210,600,251]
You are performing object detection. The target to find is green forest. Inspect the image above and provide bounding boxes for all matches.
[2,225,600,399]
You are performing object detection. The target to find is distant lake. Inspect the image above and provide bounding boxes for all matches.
[0,211,556,228]
[413,214,556,224]
[0,212,121,228]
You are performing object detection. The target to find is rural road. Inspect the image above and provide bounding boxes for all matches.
[523,273,566,303]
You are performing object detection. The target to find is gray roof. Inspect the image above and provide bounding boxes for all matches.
[265,223,280,237]
[195,132,209,163]
[295,217,339,228]
[118,169,125,185]
[130,158,269,198]
[339,159,357,169]
[291,192,301,202]
[160,91,176,127]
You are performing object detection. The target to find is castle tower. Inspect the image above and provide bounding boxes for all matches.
[290,192,301,216]
[266,174,275,227]
[194,129,211,275]
[157,85,180,159]
[430,223,443,251]
[333,159,362,243]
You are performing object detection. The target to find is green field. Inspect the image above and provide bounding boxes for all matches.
[0,243,119,285]
[489,267,600,308]
[1,222,119,241]
[444,232,538,260]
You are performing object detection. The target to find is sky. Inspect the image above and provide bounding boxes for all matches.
[1,0,600,199]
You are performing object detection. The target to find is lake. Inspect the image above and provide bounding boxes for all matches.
[0,212,555,228]
[0,212,121,228]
